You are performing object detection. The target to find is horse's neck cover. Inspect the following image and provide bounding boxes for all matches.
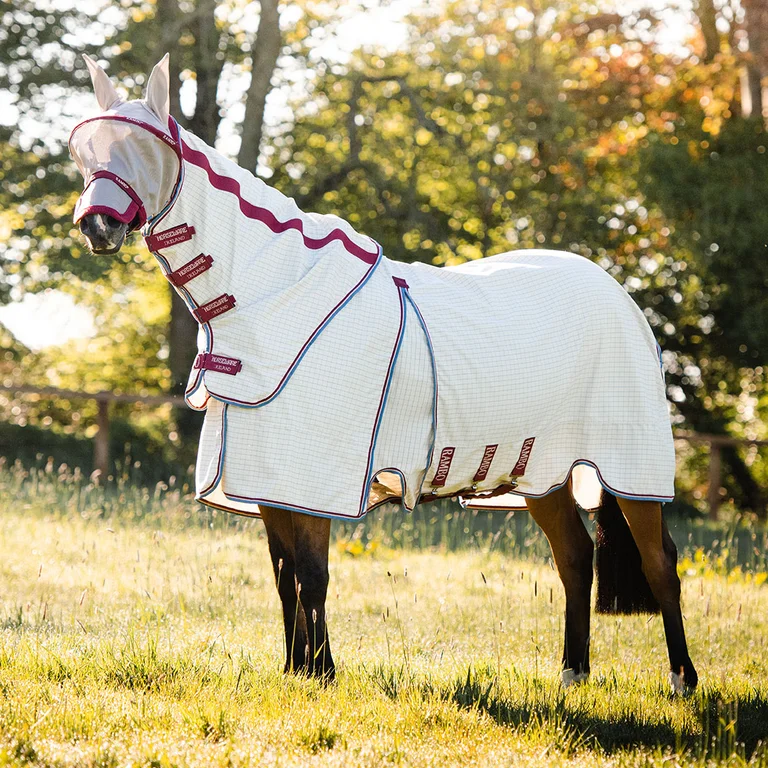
[75,103,676,519]
[69,102,180,226]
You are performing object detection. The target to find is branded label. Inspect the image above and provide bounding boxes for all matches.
[511,437,536,477]
[431,447,456,488]
[119,116,179,149]
[168,254,213,286]
[145,223,196,251]
[194,353,242,375]
[193,294,236,323]
[473,444,498,482]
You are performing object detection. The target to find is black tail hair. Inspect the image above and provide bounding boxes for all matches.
[595,491,660,615]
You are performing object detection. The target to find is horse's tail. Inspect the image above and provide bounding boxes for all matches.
[595,490,660,614]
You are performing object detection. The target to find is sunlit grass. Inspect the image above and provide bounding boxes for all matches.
[0,464,766,766]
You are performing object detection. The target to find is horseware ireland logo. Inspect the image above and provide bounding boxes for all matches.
[431,447,456,487]
[511,437,536,476]
[146,223,196,250]
[193,293,236,323]
[169,253,213,286]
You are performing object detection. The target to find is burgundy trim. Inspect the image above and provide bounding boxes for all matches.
[460,459,675,510]
[220,491,369,519]
[403,294,439,497]
[180,138,378,265]
[193,294,236,323]
[69,114,182,158]
[393,276,409,288]
[203,248,381,407]
[473,444,498,482]
[198,497,262,518]
[90,170,147,227]
[168,253,214,286]
[184,385,210,412]
[146,223,196,250]
[431,447,455,488]
[367,468,415,512]
[359,288,407,512]
[511,437,536,476]
[199,403,228,496]
[74,202,140,225]
[194,353,242,375]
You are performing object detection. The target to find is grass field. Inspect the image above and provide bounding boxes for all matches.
[0,465,767,767]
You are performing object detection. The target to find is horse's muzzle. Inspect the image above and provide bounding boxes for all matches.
[79,213,130,254]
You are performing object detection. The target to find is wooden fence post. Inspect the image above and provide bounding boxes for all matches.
[708,441,722,521]
[94,398,110,479]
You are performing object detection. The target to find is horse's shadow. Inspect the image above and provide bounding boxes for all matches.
[434,668,768,758]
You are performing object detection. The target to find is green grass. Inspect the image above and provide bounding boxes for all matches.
[0,465,767,766]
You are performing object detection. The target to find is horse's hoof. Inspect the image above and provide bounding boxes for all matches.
[669,671,695,695]
[561,669,589,688]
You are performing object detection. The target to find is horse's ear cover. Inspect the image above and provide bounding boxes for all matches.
[82,54,122,112]
[145,53,171,126]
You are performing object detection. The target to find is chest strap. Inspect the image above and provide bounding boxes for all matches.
[146,223,196,251]
[167,254,214,286]
[193,294,236,323]
[194,353,242,375]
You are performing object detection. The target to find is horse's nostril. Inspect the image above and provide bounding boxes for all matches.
[105,215,121,228]
[79,217,91,234]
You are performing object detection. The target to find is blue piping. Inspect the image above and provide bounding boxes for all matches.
[210,245,384,410]
[361,285,409,514]
[404,292,439,499]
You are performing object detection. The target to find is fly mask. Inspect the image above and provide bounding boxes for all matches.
[69,55,182,242]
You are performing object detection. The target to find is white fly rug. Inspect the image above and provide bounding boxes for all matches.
[71,110,675,520]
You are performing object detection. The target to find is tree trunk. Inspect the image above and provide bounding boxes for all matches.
[695,0,720,63]
[742,0,767,121]
[154,0,184,123]
[162,0,225,443]
[237,0,281,175]
[187,0,225,145]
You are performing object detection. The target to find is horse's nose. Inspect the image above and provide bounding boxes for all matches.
[79,214,95,235]
[79,213,129,253]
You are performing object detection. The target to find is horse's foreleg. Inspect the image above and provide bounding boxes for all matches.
[260,505,309,674]
[527,484,594,685]
[292,511,335,681]
[615,497,698,692]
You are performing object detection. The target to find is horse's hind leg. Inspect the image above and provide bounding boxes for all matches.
[291,511,335,681]
[527,484,594,685]
[260,506,309,674]
[615,497,698,692]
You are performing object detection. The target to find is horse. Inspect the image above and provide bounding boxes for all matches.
[69,54,698,692]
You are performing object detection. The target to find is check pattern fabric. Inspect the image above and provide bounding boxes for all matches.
[139,124,675,519]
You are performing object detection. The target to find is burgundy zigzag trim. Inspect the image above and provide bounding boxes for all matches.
[180,139,379,265]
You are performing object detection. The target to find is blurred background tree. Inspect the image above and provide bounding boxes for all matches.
[0,0,765,514]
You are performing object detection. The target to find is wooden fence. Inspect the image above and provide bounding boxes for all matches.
[1,384,765,520]
[1,385,185,481]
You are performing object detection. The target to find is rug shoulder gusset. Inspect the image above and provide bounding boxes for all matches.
[194,263,421,520]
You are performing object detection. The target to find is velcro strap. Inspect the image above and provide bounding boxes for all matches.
[473,444,498,482]
[194,353,242,375]
[431,447,455,488]
[167,254,214,286]
[145,223,196,251]
[193,294,236,323]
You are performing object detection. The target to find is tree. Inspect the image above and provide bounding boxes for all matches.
[263,0,767,513]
